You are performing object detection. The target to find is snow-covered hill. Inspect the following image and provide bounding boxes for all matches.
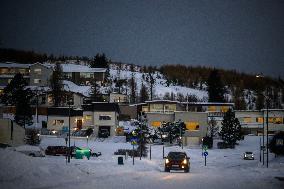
[106,63,208,102]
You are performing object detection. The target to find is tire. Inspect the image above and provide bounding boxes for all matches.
[29,153,35,157]
[184,168,189,173]
[165,168,170,172]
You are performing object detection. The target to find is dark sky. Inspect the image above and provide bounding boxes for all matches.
[0,0,283,78]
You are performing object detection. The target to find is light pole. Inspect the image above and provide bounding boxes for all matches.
[256,74,269,168]
[64,84,72,163]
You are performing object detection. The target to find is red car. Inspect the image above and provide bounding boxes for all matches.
[164,152,190,173]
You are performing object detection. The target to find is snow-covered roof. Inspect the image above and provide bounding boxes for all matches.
[0,62,31,68]
[180,102,234,106]
[144,100,180,104]
[63,80,91,97]
[32,62,106,73]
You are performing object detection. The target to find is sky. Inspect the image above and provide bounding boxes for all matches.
[0,0,283,78]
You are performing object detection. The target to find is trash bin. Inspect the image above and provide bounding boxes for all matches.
[118,156,124,165]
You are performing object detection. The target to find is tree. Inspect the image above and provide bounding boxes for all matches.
[208,117,218,138]
[1,73,33,127]
[140,83,149,103]
[146,67,156,100]
[158,121,186,144]
[50,63,63,106]
[90,53,108,68]
[219,109,242,148]
[136,120,149,157]
[207,69,226,102]
[129,72,137,103]
[90,79,102,102]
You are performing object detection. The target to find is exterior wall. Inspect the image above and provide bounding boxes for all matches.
[145,112,175,127]
[175,111,209,145]
[0,119,25,146]
[47,116,83,131]
[29,64,53,86]
[93,111,118,137]
[119,105,137,119]
[263,110,284,134]
[83,111,94,128]
[235,110,284,134]
[109,93,128,103]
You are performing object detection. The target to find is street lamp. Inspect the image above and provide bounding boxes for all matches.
[64,84,72,163]
[256,74,269,168]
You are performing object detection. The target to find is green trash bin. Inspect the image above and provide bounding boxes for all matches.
[75,148,91,160]
[118,156,123,165]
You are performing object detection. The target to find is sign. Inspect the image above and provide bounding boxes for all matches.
[202,145,208,151]
[203,151,208,157]
[261,146,266,150]
[130,137,138,145]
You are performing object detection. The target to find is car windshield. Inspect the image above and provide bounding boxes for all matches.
[245,152,253,154]
[168,152,186,159]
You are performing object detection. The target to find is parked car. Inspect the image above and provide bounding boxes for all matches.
[71,146,92,159]
[45,146,68,156]
[0,143,11,148]
[164,151,190,173]
[11,145,45,157]
[243,152,254,160]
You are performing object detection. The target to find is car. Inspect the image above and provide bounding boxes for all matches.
[0,143,12,148]
[71,146,92,159]
[164,151,190,173]
[243,152,254,160]
[10,145,45,157]
[45,146,68,156]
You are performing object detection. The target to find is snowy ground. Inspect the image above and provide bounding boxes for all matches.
[1,136,284,189]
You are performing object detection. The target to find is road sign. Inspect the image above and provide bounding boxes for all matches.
[202,145,208,151]
[203,151,208,157]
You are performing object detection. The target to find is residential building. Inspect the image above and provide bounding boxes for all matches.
[235,109,284,135]
[46,107,83,132]
[82,103,120,137]
[0,62,31,94]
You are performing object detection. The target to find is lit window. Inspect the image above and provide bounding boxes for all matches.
[34,68,42,74]
[256,117,263,123]
[85,115,92,120]
[34,79,41,84]
[52,120,64,126]
[151,121,161,127]
[185,122,199,130]
[208,106,216,112]
[244,117,252,123]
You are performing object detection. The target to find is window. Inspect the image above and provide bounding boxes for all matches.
[34,79,41,84]
[99,115,111,120]
[269,117,283,124]
[85,115,92,120]
[208,106,216,112]
[52,120,64,126]
[34,68,42,75]
[151,121,161,127]
[244,117,252,123]
[256,117,263,123]
[185,122,199,131]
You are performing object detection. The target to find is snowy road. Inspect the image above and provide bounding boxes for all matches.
[1,136,284,189]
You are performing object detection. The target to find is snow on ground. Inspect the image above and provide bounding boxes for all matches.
[1,136,284,189]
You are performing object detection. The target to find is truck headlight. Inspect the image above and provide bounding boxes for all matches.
[182,159,187,164]
[165,158,170,164]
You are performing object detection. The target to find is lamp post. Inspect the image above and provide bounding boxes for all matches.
[64,84,72,163]
[256,74,269,168]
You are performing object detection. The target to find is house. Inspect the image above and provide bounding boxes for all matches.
[82,103,120,137]
[46,107,83,133]
[132,100,209,146]
[109,93,128,103]
[235,109,284,135]
[0,62,31,94]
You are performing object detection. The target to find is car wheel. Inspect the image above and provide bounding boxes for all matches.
[164,168,170,172]
[29,153,35,157]
[184,168,189,173]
